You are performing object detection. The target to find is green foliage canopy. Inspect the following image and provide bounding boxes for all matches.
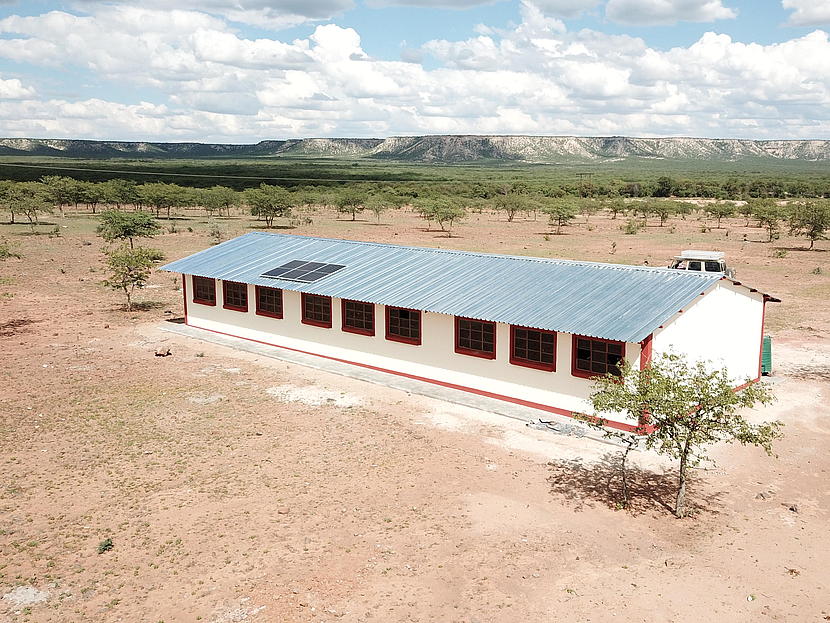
[96,210,161,248]
[589,352,781,518]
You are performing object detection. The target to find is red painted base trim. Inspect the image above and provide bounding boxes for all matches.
[184,321,646,434]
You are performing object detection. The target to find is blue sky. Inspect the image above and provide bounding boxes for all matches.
[0,0,828,141]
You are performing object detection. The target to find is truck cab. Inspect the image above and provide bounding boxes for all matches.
[669,250,735,278]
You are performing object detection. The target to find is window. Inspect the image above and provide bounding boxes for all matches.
[510,325,556,371]
[386,307,421,345]
[222,281,248,312]
[455,317,496,359]
[256,285,283,318]
[704,260,722,272]
[572,336,624,378]
[688,261,702,271]
[301,293,332,328]
[192,276,216,306]
[342,299,375,336]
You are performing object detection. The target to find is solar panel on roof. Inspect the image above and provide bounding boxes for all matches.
[261,260,346,283]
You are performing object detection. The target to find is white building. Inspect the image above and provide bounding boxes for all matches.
[162,232,777,431]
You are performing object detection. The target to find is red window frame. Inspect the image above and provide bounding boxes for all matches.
[454,316,496,360]
[255,285,283,319]
[222,280,248,312]
[301,293,332,328]
[341,299,375,336]
[509,325,556,371]
[192,275,216,306]
[571,335,625,378]
[385,306,421,345]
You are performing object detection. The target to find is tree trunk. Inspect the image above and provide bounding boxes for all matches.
[124,286,132,312]
[675,450,689,518]
[620,443,632,509]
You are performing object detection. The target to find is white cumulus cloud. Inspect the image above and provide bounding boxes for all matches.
[73,0,354,29]
[0,77,35,99]
[0,4,827,141]
[366,0,501,7]
[782,0,830,27]
[605,0,737,25]
[525,0,603,19]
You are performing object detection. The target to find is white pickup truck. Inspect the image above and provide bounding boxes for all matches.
[669,250,735,278]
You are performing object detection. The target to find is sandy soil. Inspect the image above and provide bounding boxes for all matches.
[0,206,828,622]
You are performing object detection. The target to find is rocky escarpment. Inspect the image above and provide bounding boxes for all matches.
[1,135,828,162]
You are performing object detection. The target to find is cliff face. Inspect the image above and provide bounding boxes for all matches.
[1,135,828,162]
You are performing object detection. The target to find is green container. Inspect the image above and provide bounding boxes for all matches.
[761,335,772,376]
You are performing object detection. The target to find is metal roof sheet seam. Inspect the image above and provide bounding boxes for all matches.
[161,232,769,344]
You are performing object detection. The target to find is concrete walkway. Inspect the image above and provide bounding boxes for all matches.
[160,321,598,440]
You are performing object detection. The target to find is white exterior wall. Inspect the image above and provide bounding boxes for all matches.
[652,281,764,385]
[184,276,644,424]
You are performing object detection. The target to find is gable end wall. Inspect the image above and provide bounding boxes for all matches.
[652,281,764,385]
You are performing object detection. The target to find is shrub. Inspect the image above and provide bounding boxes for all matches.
[623,219,640,235]
[0,240,21,260]
[97,538,114,554]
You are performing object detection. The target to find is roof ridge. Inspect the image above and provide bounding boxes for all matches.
[243,231,718,278]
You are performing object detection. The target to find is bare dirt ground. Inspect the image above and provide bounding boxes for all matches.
[1,206,829,622]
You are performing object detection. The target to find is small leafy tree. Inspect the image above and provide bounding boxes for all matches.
[604,198,627,220]
[12,182,54,232]
[365,195,388,222]
[788,200,829,249]
[737,201,755,227]
[580,199,600,223]
[138,182,183,219]
[706,202,735,228]
[0,180,18,223]
[336,190,366,221]
[41,175,81,214]
[494,194,530,222]
[200,185,238,217]
[79,181,106,214]
[244,184,293,227]
[543,199,578,234]
[589,353,781,518]
[99,178,137,209]
[649,200,675,227]
[754,203,785,242]
[97,211,161,248]
[416,198,466,236]
[102,246,157,311]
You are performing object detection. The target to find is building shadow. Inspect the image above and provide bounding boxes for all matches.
[546,452,724,517]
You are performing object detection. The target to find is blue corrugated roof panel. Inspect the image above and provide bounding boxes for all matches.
[161,232,724,343]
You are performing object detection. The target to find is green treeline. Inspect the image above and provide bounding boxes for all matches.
[1,175,828,247]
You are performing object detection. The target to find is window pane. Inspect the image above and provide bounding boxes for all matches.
[344,300,374,332]
[194,276,215,303]
[303,294,331,324]
[388,308,420,342]
[575,336,623,376]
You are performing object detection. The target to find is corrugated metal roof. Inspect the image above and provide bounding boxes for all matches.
[161,232,729,343]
